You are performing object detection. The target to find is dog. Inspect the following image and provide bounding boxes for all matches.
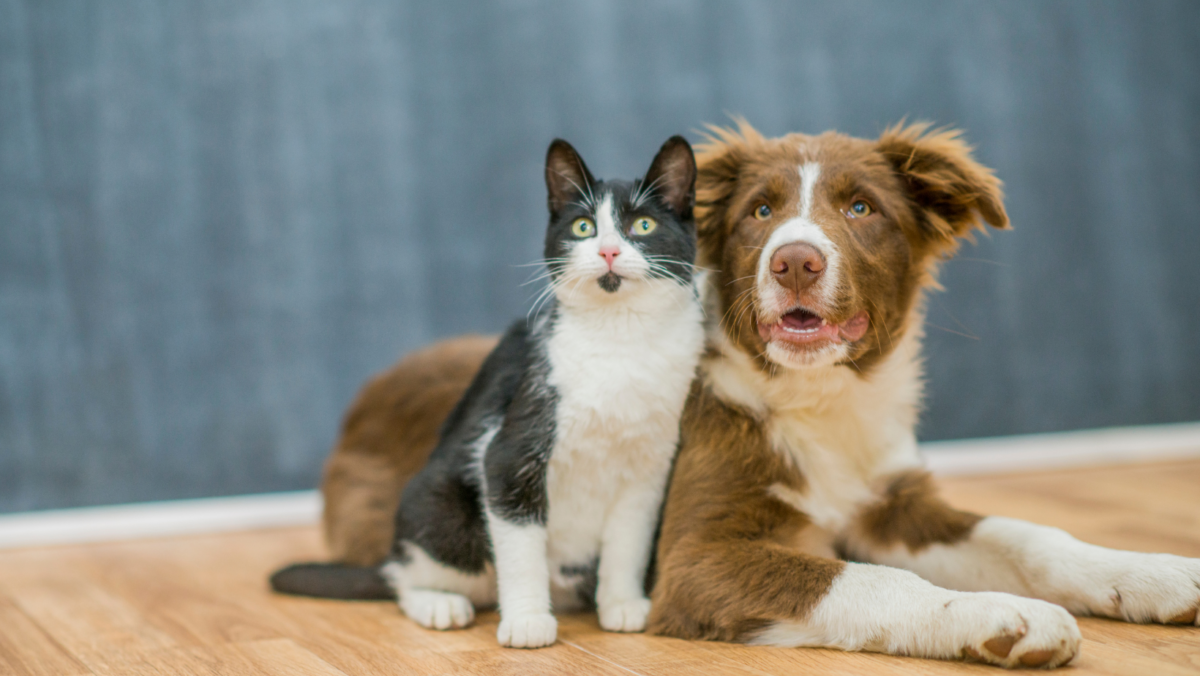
[312,121,1200,668]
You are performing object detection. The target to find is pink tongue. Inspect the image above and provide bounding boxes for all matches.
[781,310,822,331]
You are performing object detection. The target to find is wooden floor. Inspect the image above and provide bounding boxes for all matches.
[2,460,1199,675]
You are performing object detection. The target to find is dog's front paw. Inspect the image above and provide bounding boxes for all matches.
[497,613,557,648]
[954,593,1080,669]
[1098,553,1200,625]
[599,596,652,632]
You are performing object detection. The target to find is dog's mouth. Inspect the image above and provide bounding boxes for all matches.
[757,307,870,347]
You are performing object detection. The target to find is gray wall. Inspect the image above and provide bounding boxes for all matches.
[2,0,1198,513]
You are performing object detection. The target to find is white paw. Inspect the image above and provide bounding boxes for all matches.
[598,597,652,633]
[951,593,1081,669]
[1096,553,1200,625]
[399,589,475,630]
[497,613,557,648]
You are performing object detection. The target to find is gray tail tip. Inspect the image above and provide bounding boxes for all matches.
[269,562,393,600]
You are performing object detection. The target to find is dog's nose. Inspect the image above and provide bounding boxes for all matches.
[770,242,825,293]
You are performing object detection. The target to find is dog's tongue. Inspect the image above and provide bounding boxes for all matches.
[781,309,823,331]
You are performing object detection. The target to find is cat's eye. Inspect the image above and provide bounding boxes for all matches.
[754,204,772,220]
[571,218,596,237]
[631,217,658,236]
[846,200,874,218]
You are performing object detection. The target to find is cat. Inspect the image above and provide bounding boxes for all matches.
[272,136,705,649]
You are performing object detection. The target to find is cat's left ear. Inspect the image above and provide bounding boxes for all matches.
[545,139,597,215]
[643,135,696,219]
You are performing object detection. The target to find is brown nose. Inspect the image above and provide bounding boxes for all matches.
[770,242,826,293]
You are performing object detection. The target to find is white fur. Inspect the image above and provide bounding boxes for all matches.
[543,268,704,631]
[751,563,1081,668]
[381,542,497,630]
[705,302,924,533]
[848,516,1200,625]
[755,163,841,312]
[486,512,558,648]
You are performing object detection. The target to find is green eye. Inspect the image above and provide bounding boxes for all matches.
[571,218,595,237]
[755,204,772,220]
[847,200,873,218]
[631,217,658,236]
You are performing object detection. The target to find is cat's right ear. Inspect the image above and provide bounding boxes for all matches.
[545,139,597,215]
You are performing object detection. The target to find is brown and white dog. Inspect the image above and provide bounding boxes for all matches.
[316,122,1200,668]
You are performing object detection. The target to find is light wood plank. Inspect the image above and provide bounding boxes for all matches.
[0,459,1197,675]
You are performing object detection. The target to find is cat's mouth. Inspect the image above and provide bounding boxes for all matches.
[598,272,622,293]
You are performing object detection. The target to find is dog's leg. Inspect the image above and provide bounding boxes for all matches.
[845,470,1200,627]
[650,538,1080,668]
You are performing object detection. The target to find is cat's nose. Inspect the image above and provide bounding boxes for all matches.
[599,246,620,270]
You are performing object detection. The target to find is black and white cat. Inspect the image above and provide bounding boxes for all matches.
[380,137,705,648]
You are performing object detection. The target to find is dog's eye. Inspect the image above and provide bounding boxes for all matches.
[571,218,596,237]
[754,204,772,220]
[631,217,658,236]
[846,200,874,218]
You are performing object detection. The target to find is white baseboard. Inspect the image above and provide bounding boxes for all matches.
[921,421,1200,476]
[1,422,1197,550]
[0,491,321,550]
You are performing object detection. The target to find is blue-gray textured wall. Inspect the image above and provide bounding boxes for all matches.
[2,1,1198,513]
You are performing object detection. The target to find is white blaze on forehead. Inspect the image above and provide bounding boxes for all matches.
[756,161,841,310]
[798,162,821,221]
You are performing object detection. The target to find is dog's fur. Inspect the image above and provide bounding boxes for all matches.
[317,122,1200,668]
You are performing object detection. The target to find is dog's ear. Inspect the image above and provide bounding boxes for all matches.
[545,139,597,215]
[642,136,696,219]
[695,119,761,263]
[877,122,1008,252]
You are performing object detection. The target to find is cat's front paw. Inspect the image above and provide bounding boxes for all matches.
[400,589,475,630]
[1096,553,1200,625]
[598,596,652,632]
[497,613,557,648]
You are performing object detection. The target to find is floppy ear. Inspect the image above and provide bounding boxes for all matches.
[545,139,597,215]
[642,136,696,218]
[877,122,1009,250]
[694,119,761,262]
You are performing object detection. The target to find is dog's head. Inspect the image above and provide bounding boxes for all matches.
[696,120,1008,371]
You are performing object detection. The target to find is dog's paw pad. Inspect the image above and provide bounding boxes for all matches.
[983,627,1025,658]
[1167,607,1197,625]
[1019,649,1058,668]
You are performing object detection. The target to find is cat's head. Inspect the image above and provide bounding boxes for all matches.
[542,136,697,303]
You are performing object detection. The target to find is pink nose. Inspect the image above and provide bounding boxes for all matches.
[599,246,620,269]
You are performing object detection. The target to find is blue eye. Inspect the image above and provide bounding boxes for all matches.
[846,200,873,218]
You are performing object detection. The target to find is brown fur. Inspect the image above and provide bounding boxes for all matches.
[317,121,1005,643]
[647,382,845,641]
[648,121,1007,641]
[856,471,983,553]
[321,335,497,565]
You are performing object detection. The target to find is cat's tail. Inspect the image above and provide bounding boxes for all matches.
[269,562,394,600]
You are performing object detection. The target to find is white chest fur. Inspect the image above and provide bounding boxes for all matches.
[705,326,927,535]
[541,281,705,576]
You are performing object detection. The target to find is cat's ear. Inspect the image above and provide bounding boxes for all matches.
[545,139,597,215]
[642,135,696,219]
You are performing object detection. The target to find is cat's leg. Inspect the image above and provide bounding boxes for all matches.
[486,510,557,648]
[380,542,496,631]
[845,471,1200,627]
[595,482,664,632]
